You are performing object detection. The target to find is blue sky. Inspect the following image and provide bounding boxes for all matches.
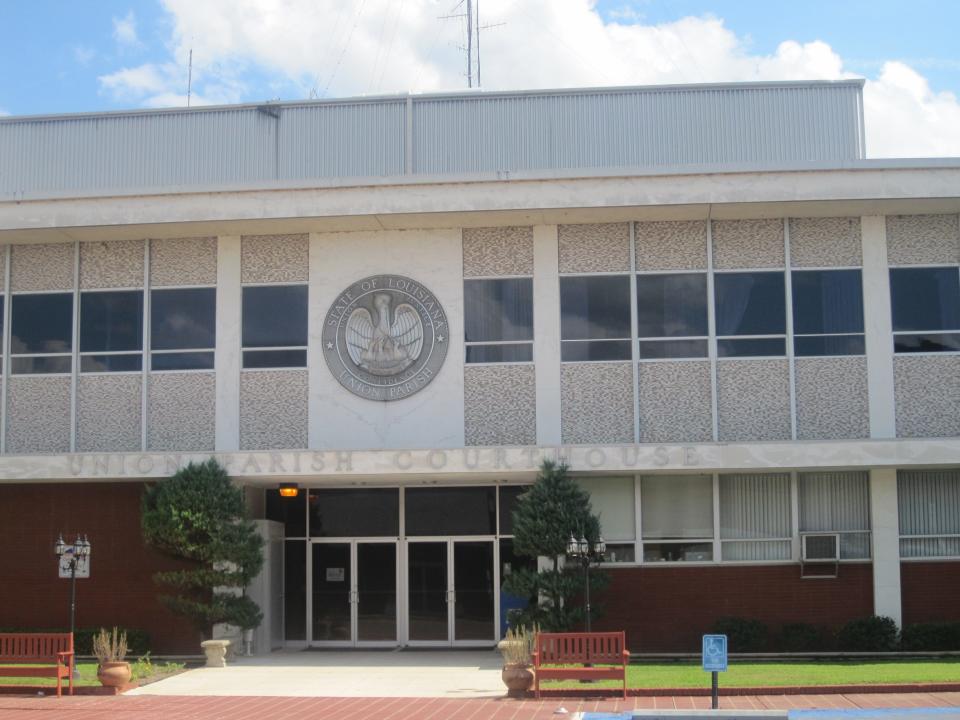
[1,1,959,156]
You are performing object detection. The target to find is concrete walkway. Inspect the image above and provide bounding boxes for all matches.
[128,649,506,698]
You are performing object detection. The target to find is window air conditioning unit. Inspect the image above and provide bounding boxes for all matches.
[802,533,840,562]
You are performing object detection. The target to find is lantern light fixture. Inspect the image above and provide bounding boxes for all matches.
[278,483,300,498]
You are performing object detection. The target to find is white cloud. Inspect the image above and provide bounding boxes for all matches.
[73,45,96,66]
[113,10,141,48]
[96,0,960,157]
[0,108,9,117]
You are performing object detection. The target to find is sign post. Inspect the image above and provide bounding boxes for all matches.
[701,634,728,710]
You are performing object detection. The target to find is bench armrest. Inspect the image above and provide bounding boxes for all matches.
[621,650,630,663]
[532,650,540,668]
[56,651,74,661]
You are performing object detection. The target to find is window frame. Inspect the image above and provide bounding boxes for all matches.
[889,264,960,356]
[9,290,75,376]
[149,284,217,373]
[559,272,633,363]
[790,268,866,358]
[240,282,309,371]
[635,269,709,362]
[713,269,788,360]
[78,287,145,375]
[463,275,534,366]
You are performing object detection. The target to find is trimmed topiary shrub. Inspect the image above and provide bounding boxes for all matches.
[778,622,824,652]
[900,622,960,651]
[836,615,899,652]
[712,617,768,652]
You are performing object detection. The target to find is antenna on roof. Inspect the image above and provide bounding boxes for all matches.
[440,0,503,88]
[187,47,193,107]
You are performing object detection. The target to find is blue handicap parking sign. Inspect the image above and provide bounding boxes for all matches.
[702,634,728,672]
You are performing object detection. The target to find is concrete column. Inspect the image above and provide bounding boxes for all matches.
[870,468,902,625]
[533,225,561,445]
[307,233,325,449]
[215,235,241,451]
[861,216,897,439]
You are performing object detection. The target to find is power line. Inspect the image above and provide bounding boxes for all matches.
[323,0,370,97]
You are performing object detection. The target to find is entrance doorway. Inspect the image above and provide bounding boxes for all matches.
[310,540,399,647]
[407,539,497,646]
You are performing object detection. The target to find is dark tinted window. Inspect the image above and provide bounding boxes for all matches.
[405,487,496,536]
[890,267,960,332]
[151,351,214,371]
[498,485,530,536]
[717,337,786,357]
[560,340,631,361]
[151,288,216,350]
[11,293,73,354]
[636,273,708,338]
[81,354,143,373]
[266,488,307,537]
[715,272,785,336]
[243,349,308,369]
[794,335,865,356]
[80,291,143,352]
[309,489,400,537]
[560,276,631,340]
[465,345,533,363]
[792,270,864,335]
[464,278,533,342]
[894,333,960,353]
[638,339,708,359]
[242,285,308,348]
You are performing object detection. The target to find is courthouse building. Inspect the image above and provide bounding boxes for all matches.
[0,80,959,654]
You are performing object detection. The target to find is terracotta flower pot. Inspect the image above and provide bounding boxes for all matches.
[501,663,534,696]
[97,661,132,688]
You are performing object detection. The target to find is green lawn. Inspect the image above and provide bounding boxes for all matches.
[541,660,960,689]
[0,660,185,688]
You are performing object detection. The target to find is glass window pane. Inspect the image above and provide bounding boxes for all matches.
[721,540,791,561]
[242,285,308,348]
[266,488,307,537]
[577,477,635,541]
[560,276,631,340]
[405,487,496,536]
[561,340,631,362]
[0,296,5,342]
[894,333,960,353]
[792,270,864,335]
[11,355,72,374]
[80,291,143,353]
[604,543,636,563]
[638,339,708,359]
[11,293,73,354]
[794,334,865,356]
[799,472,870,533]
[717,337,785,357]
[636,273,707,338]
[151,351,215,371]
[243,349,307,369]
[715,272,785,336]
[898,469,960,537]
[80,354,143,373]
[890,267,960,332]
[151,288,216,350]
[309,489,399,537]
[498,485,529,535]
[720,473,791,540]
[641,475,713,539]
[283,540,307,641]
[643,542,712,562]
[464,278,533,343]
[465,344,533,363]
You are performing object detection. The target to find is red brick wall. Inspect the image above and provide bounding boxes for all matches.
[901,561,960,625]
[0,482,199,655]
[591,564,874,652]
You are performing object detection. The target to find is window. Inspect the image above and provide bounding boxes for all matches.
[636,273,708,359]
[898,469,960,558]
[498,485,529,536]
[799,471,870,559]
[242,285,307,368]
[0,296,4,374]
[150,287,216,370]
[560,275,631,361]
[720,473,792,561]
[10,293,73,374]
[309,488,399,537]
[79,291,144,372]
[405,487,496,536]
[714,272,786,357]
[464,278,533,363]
[792,270,865,356]
[890,267,960,353]
[578,477,636,563]
[641,475,713,562]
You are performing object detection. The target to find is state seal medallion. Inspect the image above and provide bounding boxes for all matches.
[322,275,449,401]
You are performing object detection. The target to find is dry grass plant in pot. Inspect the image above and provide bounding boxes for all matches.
[497,625,538,695]
[94,627,132,687]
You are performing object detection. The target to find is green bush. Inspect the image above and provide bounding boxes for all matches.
[0,627,150,655]
[712,617,767,652]
[900,622,960,651]
[778,622,826,652]
[836,615,899,652]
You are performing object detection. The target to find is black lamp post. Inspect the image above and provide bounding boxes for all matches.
[55,534,91,642]
[566,531,605,632]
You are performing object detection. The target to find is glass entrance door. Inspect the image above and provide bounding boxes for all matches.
[310,540,398,646]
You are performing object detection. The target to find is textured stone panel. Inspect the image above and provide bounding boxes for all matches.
[0,245,6,291]
[795,357,869,440]
[6,376,71,453]
[712,219,785,269]
[789,217,862,268]
[886,214,960,266]
[717,359,791,441]
[240,370,308,450]
[76,374,142,451]
[462,226,533,277]
[635,220,708,271]
[895,355,960,438]
[147,372,216,451]
[241,234,309,284]
[464,365,536,446]
[80,239,145,289]
[11,243,74,291]
[558,223,630,273]
[150,237,217,286]
[638,361,713,443]
[561,362,634,444]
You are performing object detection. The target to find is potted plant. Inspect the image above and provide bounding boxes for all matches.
[497,624,537,696]
[93,627,131,687]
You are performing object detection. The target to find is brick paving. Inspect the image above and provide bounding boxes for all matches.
[0,692,958,719]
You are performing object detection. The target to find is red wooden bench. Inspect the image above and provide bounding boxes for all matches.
[533,631,629,699]
[0,633,74,697]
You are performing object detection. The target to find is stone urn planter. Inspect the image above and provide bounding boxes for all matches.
[201,639,231,668]
[501,663,535,696]
[497,627,537,697]
[97,661,132,688]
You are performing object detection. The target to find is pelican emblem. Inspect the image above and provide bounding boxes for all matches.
[346,292,424,376]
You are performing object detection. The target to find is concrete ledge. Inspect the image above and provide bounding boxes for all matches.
[537,682,960,698]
